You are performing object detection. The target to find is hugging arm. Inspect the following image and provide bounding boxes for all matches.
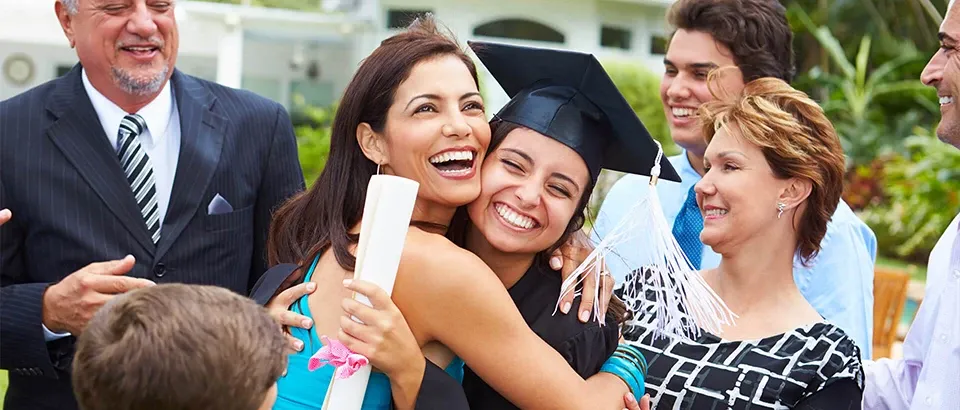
[412,362,471,409]
[392,238,630,410]
[552,229,616,322]
[254,264,470,409]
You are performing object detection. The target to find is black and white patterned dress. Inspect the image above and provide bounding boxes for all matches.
[618,268,864,409]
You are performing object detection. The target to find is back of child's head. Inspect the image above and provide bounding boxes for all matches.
[73,283,287,410]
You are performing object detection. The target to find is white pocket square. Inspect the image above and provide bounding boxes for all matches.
[207,194,234,215]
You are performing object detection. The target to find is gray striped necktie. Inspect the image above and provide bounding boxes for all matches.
[118,114,161,244]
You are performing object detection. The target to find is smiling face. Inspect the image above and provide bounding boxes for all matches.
[695,123,793,254]
[661,29,743,158]
[375,54,491,208]
[921,5,960,149]
[56,0,178,108]
[467,127,590,255]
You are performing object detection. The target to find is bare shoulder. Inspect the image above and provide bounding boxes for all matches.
[396,228,506,300]
[394,228,503,340]
[400,228,489,281]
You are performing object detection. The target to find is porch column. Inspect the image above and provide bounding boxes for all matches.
[216,14,244,89]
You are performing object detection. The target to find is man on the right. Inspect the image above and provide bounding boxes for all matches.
[862,1,960,408]
[594,0,878,358]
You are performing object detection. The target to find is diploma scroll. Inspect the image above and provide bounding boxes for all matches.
[321,174,420,410]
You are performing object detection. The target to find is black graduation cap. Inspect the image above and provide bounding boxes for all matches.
[468,41,681,183]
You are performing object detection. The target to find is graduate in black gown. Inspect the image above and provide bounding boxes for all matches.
[250,41,678,409]
[445,40,678,409]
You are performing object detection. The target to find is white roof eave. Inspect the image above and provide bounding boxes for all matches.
[181,1,375,28]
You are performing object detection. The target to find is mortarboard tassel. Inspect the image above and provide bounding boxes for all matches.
[555,140,736,342]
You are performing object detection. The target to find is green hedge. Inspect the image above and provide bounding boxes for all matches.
[291,102,334,187]
[601,60,678,156]
[859,130,960,263]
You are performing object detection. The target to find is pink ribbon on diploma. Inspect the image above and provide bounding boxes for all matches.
[308,335,369,379]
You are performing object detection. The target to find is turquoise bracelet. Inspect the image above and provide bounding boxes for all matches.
[599,344,648,398]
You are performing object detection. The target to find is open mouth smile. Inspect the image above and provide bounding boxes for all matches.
[120,44,161,61]
[428,148,478,180]
[493,202,540,231]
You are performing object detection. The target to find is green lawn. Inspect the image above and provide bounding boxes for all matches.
[1,370,6,408]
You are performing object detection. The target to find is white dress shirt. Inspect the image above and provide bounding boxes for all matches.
[81,68,181,226]
[863,212,960,409]
[43,70,181,341]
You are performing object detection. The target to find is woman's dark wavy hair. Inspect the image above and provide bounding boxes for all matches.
[446,119,628,324]
[267,14,479,285]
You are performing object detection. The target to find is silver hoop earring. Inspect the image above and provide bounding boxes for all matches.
[777,202,786,219]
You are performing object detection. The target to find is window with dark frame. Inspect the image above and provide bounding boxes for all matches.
[387,9,432,30]
[473,19,565,43]
[650,34,669,55]
[601,26,632,50]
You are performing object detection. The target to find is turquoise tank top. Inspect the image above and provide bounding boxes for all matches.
[273,256,464,409]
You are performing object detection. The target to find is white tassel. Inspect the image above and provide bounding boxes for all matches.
[556,141,736,341]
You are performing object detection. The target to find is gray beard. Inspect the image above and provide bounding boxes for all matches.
[111,65,169,96]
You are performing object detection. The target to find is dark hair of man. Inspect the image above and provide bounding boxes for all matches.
[667,0,796,82]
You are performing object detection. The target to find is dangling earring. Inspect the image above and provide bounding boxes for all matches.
[376,162,381,176]
[777,202,786,219]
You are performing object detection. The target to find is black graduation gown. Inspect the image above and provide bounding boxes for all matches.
[460,260,621,409]
[248,264,470,409]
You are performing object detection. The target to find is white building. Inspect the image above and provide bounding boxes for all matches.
[0,0,673,114]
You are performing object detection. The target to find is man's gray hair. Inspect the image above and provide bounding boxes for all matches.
[61,0,78,15]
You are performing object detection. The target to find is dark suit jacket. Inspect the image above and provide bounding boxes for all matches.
[0,65,305,410]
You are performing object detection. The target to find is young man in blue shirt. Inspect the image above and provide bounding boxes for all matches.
[594,0,877,359]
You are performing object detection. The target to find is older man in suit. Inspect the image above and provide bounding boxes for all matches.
[0,1,305,408]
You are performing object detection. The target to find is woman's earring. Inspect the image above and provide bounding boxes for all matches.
[376,162,381,176]
[777,202,786,219]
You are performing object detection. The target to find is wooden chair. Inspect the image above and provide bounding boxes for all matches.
[873,268,911,360]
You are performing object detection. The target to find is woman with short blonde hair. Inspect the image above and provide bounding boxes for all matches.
[616,76,863,409]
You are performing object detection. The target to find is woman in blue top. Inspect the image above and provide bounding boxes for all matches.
[260,15,673,410]
[334,40,672,409]
[274,254,467,409]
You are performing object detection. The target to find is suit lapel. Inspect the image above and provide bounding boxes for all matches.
[155,70,226,260]
[45,65,156,255]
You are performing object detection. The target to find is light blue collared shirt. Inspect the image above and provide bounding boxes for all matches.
[593,152,878,359]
